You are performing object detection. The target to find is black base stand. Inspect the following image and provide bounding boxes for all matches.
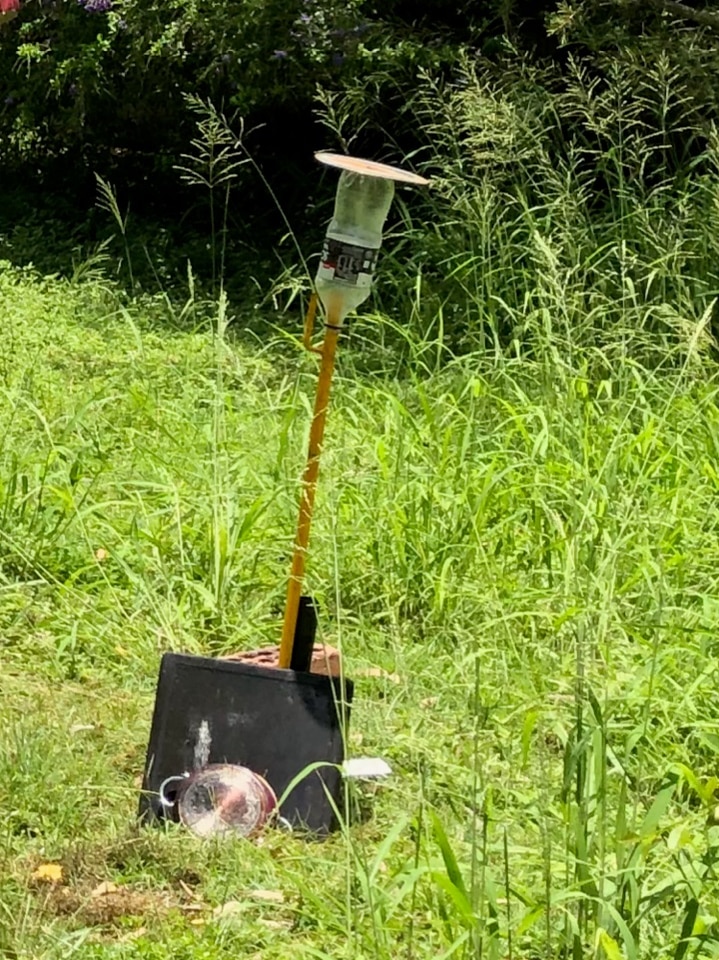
[289,595,319,672]
[138,647,352,835]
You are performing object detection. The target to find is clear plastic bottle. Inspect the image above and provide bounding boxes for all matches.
[315,170,395,323]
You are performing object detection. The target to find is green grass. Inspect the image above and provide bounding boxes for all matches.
[1,256,719,960]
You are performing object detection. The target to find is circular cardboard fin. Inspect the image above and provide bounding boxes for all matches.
[315,152,430,185]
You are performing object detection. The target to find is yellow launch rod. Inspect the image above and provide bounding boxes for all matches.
[278,294,341,668]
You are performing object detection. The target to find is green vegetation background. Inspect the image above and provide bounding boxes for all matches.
[1,2,719,958]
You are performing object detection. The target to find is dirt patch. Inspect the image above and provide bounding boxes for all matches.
[32,868,202,929]
[46,881,175,925]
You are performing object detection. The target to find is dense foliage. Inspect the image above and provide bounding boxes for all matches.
[2,0,719,339]
[1,1,718,178]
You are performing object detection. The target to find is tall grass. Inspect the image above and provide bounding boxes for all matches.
[2,250,718,957]
[361,52,719,374]
[1,53,719,959]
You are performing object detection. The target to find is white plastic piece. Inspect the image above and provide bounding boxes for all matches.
[342,757,393,779]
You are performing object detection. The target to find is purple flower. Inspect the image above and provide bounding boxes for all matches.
[76,0,112,11]
[4,95,15,106]
[299,12,311,23]
[331,52,345,67]
[271,49,287,60]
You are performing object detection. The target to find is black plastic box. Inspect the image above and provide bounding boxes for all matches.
[139,652,353,834]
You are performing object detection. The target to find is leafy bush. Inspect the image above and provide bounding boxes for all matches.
[0,0,373,173]
[0,0,556,180]
[3,0,719,356]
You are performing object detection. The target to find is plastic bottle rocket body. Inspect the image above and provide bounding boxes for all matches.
[315,171,395,323]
